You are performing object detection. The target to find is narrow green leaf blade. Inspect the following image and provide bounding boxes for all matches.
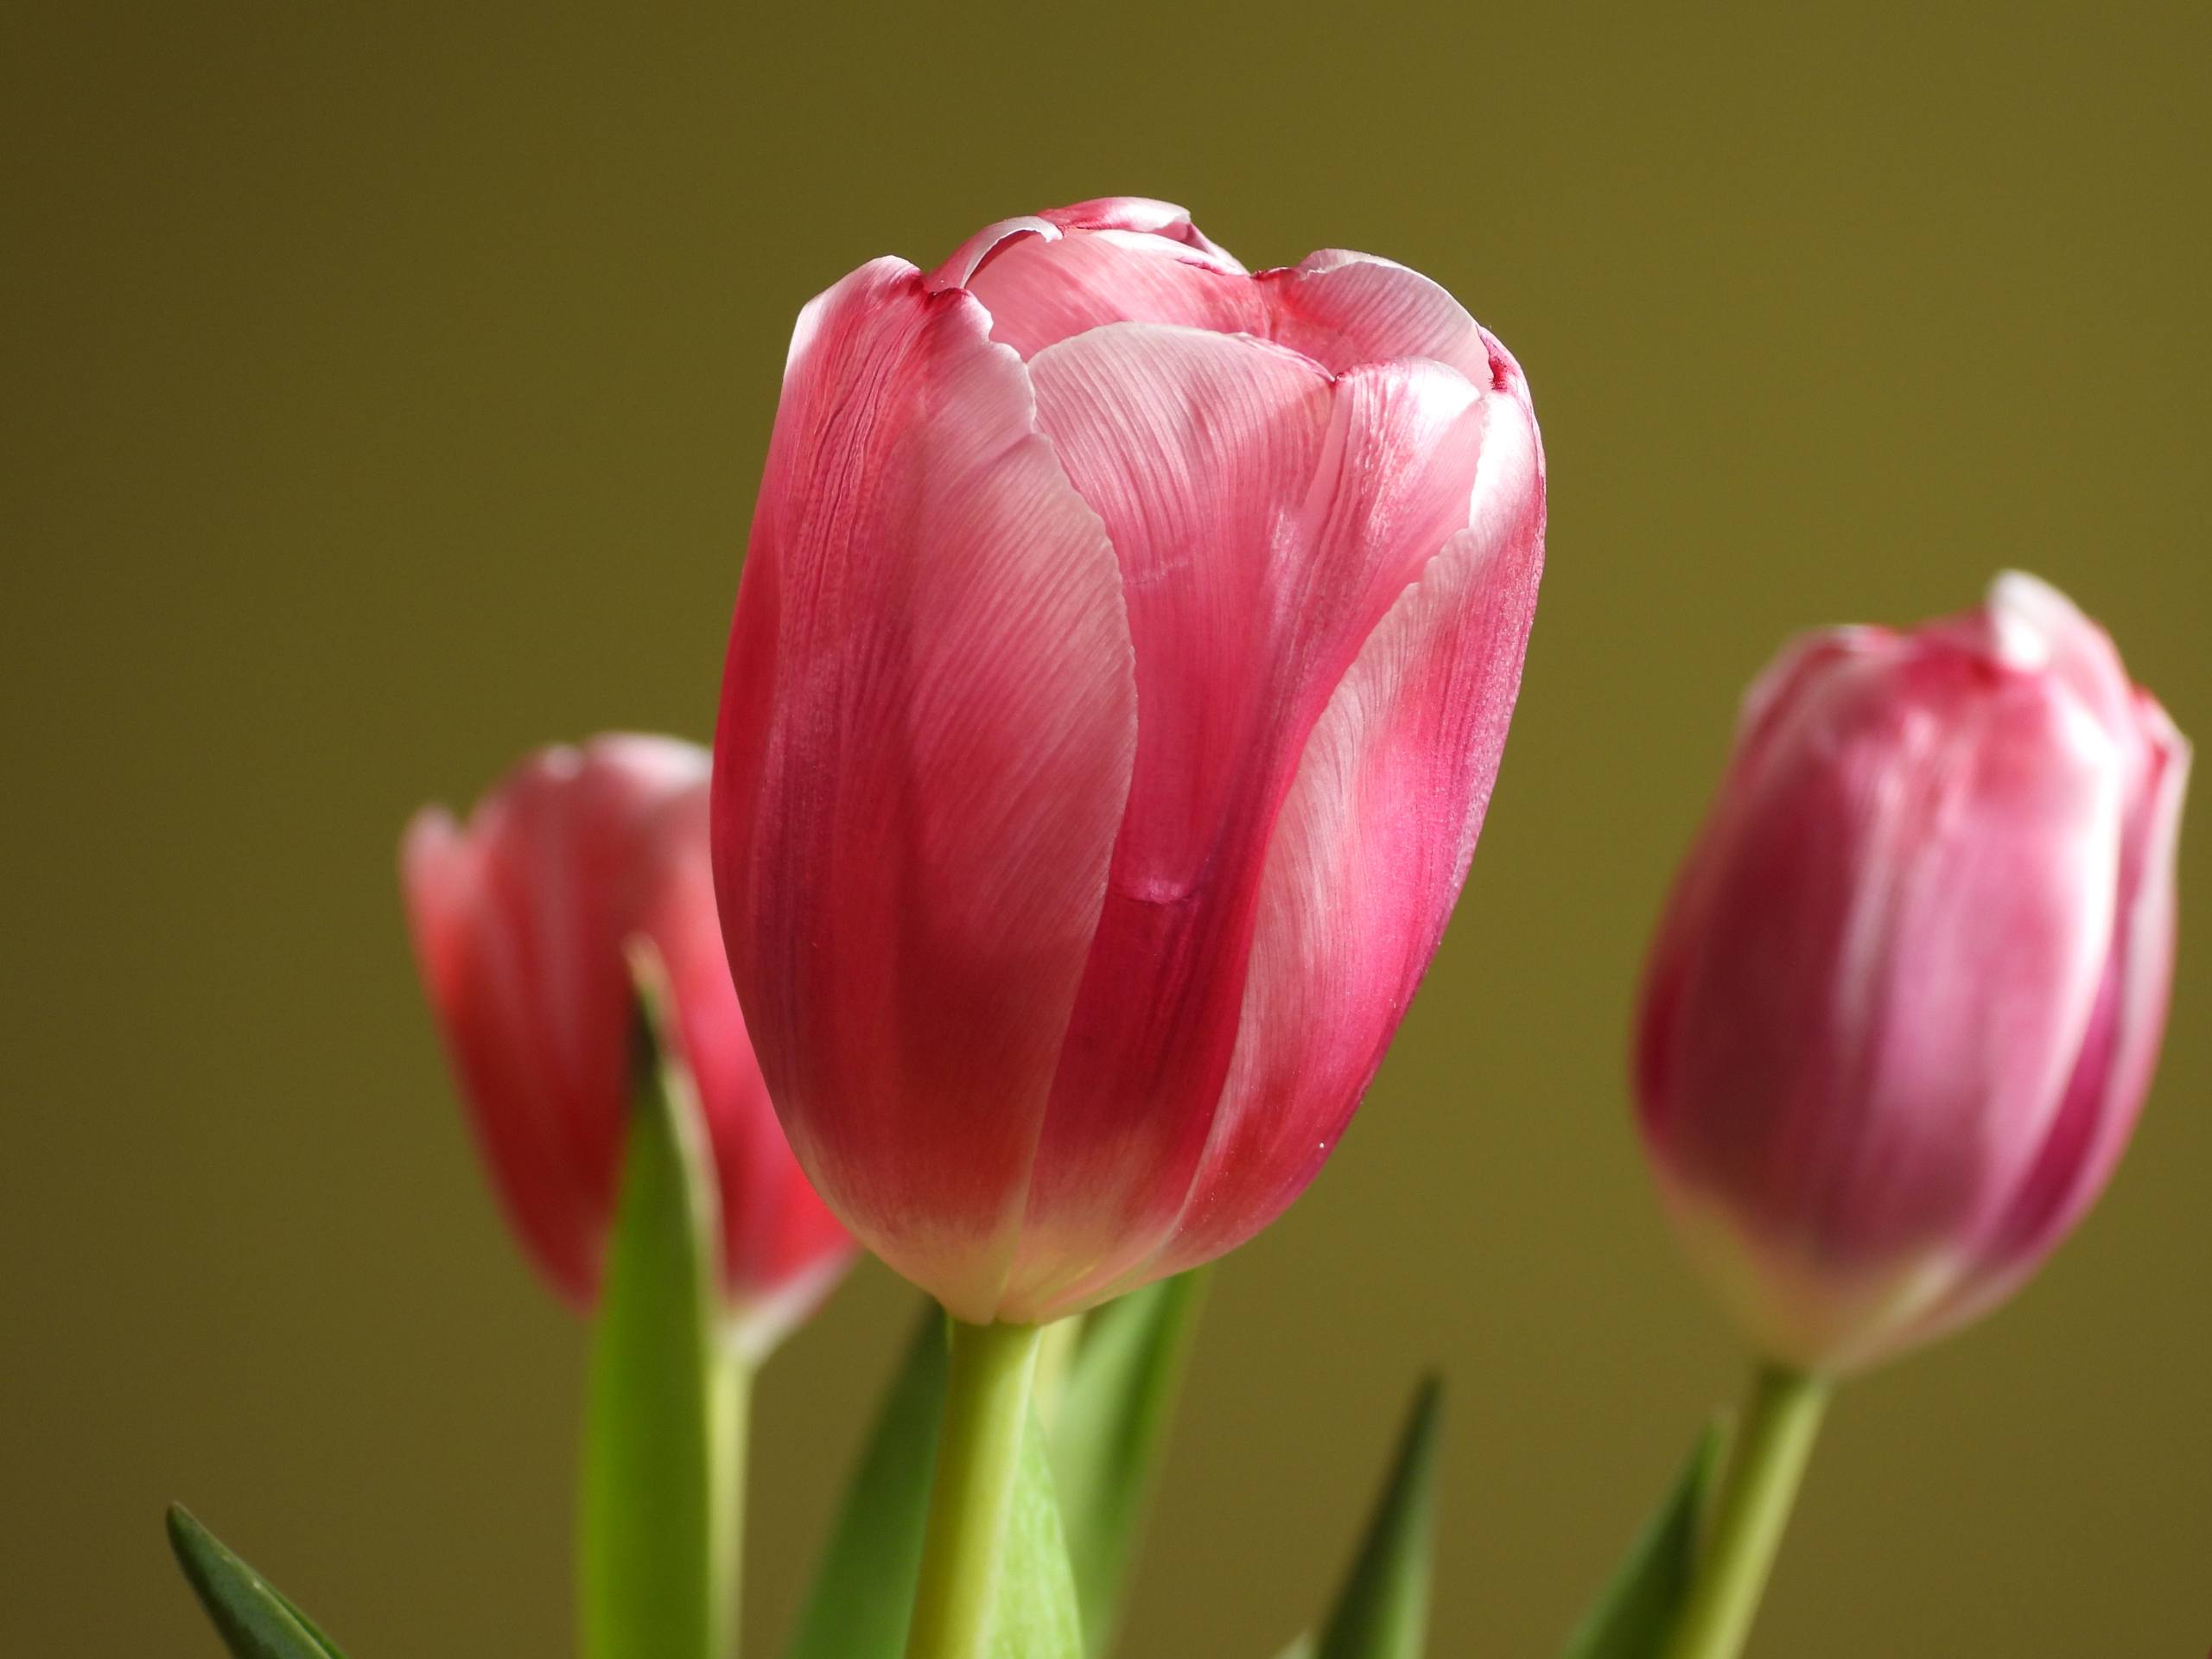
[166,1505,347,1659]
[1315,1377,1445,1659]
[990,1411,1084,1659]
[1049,1271,1208,1656]
[1559,1421,1726,1659]
[580,958,723,1659]
[783,1304,951,1659]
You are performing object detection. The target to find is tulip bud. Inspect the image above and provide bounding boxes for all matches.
[714,198,1546,1324]
[403,735,854,1357]
[1636,575,2188,1373]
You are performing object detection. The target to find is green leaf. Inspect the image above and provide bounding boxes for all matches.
[990,1410,1084,1659]
[166,1505,348,1659]
[1315,1377,1445,1659]
[1049,1271,1208,1656]
[1558,1421,1726,1659]
[783,1305,950,1659]
[580,952,725,1659]
[1272,1637,1317,1659]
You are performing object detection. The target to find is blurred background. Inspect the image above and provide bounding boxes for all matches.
[4,2,2206,1654]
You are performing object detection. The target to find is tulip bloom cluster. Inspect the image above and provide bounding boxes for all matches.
[711,197,1547,1326]
[167,197,2188,1659]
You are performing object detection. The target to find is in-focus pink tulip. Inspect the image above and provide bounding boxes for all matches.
[1637,575,2188,1373]
[714,197,1546,1325]
[404,735,854,1357]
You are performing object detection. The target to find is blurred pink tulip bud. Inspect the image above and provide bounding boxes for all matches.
[714,197,1546,1324]
[1637,575,2188,1372]
[403,735,854,1357]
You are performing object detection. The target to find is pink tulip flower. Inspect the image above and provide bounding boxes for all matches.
[1637,575,2188,1372]
[404,735,854,1357]
[713,197,1546,1325]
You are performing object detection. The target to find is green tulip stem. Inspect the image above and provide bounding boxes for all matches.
[710,1344,753,1659]
[1662,1363,1830,1659]
[902,1318,1046,1659]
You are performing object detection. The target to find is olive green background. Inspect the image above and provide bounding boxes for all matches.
[3,2,2205,1654]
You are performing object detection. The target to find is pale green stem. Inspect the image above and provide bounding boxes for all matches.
[710,1346,753,1658]
[1661,1363,1830,1659]
[902,1319,1045,1659]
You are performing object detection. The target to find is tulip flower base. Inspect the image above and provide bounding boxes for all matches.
[166,200,2187,1659]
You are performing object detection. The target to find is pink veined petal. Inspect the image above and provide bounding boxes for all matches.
[930,215,1061,291]
[712,257,1137,1324]
[997,326,1491,1319]
[404,753,650,1306]
[1040,196,1247,266]
[1904,692,2190,1345]
[1134,404,1546,1287]
[963,230,1268,360]
[929,199,1247,295]
[1645,653,2126,1270]
[1258,251,1499,385]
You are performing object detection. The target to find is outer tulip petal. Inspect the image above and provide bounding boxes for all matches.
[405,804,596,1305]
[404,739,712,1306]
[1259,251,1500,385]
[1000,327,1490,1318]
[1141,406,1545,1284]
[1910,692,2190,1344]
[1641,659,2126,1362]
[712,258,1137,1323]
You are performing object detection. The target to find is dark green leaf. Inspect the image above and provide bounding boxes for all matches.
[580,954,725,1659]
[166,1505,347,1659]
[1049,1272,1208,1656]
[1315,1377,1445,1659]
[783,1305,950,1659]
[1559,1421,1726,1659]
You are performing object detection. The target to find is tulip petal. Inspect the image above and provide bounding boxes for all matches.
[1642,656,2127,1287]
[1980,571,2137,739]
[1913,694,2190,1343]
[406,804,601,1301]
[963,227,1267,360]
[405,746,698,1306]
[1001,327,1491,1318]
[1040,197,1246,265]
[1143,422,1544,1283]
[931,198,1247,293]
[1260,251,1501,385]
[713,258,1137,1323]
